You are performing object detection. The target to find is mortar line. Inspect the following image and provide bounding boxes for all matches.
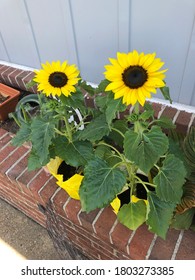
[171,230,184,260]
[145,234,157,260]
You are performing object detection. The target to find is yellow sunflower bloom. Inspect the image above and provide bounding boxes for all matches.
[104,50,167,106]
[33,61,80,97]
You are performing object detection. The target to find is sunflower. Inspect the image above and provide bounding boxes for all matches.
[33,61,80,97]
[104,50,167,106]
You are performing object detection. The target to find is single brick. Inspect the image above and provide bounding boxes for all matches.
[148,229,181,260]
[38,177,58,206]
[94,206,117,242]
[128,224,155,259]
[28,169,52,203]
[175,230,195,260]
[0,146,28,174]
[175,111,193,135]
[111,221,133,253]
[63,198,82,225]
[79,208,101,233]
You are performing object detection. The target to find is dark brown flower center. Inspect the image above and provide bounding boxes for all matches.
[49,72,68,88]
[122,66,148,89]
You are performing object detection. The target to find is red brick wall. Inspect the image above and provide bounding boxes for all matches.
[0,64,195,260]
[0,64,37,93]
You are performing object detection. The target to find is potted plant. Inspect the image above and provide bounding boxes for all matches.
[0,83,20,121]
[11,51,195,239]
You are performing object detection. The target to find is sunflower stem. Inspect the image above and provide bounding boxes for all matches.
[134,102,140,115]
[63,109,73,142]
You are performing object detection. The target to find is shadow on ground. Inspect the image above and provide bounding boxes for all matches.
[0,198,71,260]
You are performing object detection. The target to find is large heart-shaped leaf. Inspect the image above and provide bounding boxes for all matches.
[79,157,126,212]
[11,122,31,146]
[27,149,47,171]
[154,154,186,203]
[54,136,94,167]
[105,96,126,125]
[78,114,110,142]
[124,126,168,174]
[118,200,147,230]
[31,117,56,165]
[171,208,195,230]
[146,192,176,239]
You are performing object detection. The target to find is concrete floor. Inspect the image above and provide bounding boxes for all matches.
[0,198,68,260]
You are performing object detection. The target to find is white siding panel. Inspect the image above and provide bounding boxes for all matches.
[70,0,119,83]
[131,0,195,104]
[191,85,195,107]
[0,0,40,67]
[0,32,9,61]
[118,0,131,52]
[25,0,78,66]
[179,16,195,106]
[0,0,195,106]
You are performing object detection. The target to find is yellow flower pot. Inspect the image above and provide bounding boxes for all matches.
[47,157,83,200]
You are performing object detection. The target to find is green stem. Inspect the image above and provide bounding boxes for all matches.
[135,175,156,194]
[9,112,21,127]
[122,158,137,200]
[63,108,72,142]
[111,127,125,138]
[97,142,122,158]
[54,127,66,136]
[154,164,160,171]
[134,102,140,115]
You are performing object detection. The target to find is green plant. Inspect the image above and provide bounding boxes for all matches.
[11,52,195,239]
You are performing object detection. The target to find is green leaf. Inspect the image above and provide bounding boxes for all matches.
[171,208,195,230]
[11,122,31,146]
[118,200,147,230]
[26,79,37,89]
[105,96,126,124]
[139,110,154,121]
[95,94,107,110]
[95,145,121,167]
[168,136,191,178]
[108,120,128,147]
[95,91,126,124]
[154,154,186,204]
[79,157,126,212]
[54,136,94,167]
[140,103,154,121]
[124,126,169,174]
[78,114,110,142]
[59,90,87,114]
[160,86,172,104]
[155,116,176,129]
[31,117,56,165]
[27,150,43,171]
[95,79,110,94]
[147,192,176,239]
[79,80,96,95]
[94,145,112,159]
